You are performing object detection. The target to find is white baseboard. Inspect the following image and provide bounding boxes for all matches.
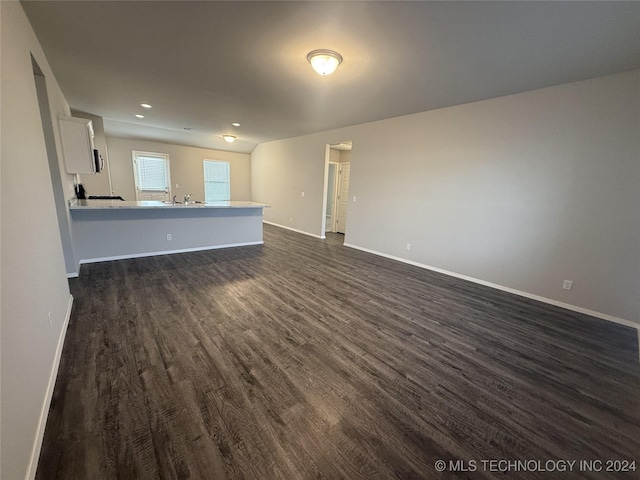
[343,242,639,331]
[263,221,324,239]
[66,272,78,279]
[26,294,74,480]
[77,241,264,266]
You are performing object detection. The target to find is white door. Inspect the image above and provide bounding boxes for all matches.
[132,151,171,201]
[335,162,350,234]
[325,163,338,232]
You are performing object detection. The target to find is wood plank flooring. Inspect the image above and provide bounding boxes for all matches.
[37,224,640,479]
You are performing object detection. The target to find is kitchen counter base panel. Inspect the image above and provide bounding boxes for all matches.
[70,206,264,268]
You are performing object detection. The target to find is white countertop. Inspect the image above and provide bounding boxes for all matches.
[70,200,269,210]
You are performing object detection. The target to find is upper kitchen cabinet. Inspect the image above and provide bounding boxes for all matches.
[59,116,102,174]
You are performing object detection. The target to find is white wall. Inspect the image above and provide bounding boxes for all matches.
[33,73,78,275]
[253,133,330,236]
[329,148,340,164]
[106,136,251,202]
[251,70,640,324]
[1,2,75,478]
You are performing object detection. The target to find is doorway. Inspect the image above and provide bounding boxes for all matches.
[322,141,352,241]
[325,162,339,232]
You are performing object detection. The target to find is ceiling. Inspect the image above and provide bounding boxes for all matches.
[22,1,640,154]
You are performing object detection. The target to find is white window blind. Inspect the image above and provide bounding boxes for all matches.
[135,153,168,191]
[203,160,230,201]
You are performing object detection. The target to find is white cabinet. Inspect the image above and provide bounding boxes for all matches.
[59,116,98,174]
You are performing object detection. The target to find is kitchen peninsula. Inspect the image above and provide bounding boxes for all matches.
[69,199,268,266]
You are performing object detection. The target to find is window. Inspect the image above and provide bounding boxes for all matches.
[203,160,230,202]
[132,151,170,200]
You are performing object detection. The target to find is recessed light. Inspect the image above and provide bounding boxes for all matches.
[222,135,236,143]
[232,122,240,127]
[135,114,144,118]
[140,103,152,109]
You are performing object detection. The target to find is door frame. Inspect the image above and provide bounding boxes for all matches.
[320,144,332,237]
[321,142,352,237]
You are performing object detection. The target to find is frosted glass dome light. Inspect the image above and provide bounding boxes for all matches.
[307,49,343,76]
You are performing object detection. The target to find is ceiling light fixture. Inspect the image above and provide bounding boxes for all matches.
[307,49,343,76]
[222,135,236,143]
[232,122,240,127]
[140,103,152,108]
[135,114,144,118]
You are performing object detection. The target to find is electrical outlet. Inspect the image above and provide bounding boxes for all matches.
[48,310,52,327]
[175,183,179,189]
[301,191,305,197]
[166,234,172,241]
[353,195,357,202]
[562,280,573,290]
[289,217,293,223]
[405,243,411,251]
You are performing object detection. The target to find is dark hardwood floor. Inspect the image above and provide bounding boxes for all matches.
[37,224,640,479]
